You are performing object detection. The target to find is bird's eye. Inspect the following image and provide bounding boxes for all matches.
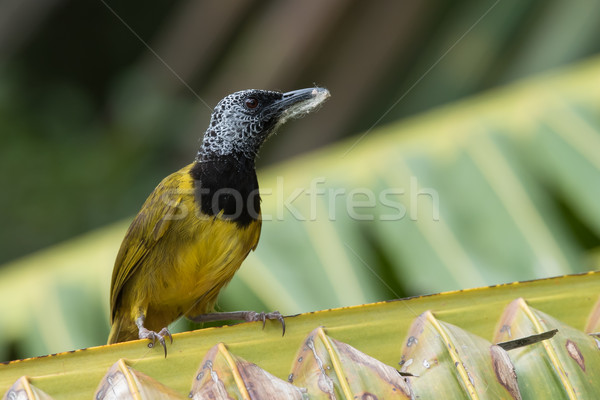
[244,97,259,109]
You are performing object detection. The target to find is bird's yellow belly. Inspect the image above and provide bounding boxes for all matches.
[140,216,261,327]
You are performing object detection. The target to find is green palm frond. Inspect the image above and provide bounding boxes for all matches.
[1,272,599,398]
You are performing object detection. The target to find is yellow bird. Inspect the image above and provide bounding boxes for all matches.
[108,87,330,354]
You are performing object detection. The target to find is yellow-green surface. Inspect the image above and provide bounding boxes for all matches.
[1,271,598,398]
[190,343,303,399]
[289,327,412,399]
[495,299,600,398]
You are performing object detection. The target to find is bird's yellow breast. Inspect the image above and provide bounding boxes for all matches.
[110,164,261,332]
[151,210,261,313]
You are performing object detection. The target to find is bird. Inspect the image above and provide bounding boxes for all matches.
[108,87,330,355]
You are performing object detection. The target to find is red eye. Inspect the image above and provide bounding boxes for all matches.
[245,97,259,109]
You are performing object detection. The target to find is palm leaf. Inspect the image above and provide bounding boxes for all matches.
[1,272,599,398]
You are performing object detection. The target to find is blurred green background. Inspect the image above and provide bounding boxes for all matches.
[1,0,599,361]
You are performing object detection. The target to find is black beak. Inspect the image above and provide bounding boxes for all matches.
[282,87,328,105]
[270,87,330,114]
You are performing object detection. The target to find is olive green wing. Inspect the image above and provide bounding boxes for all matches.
[109,168,190,322]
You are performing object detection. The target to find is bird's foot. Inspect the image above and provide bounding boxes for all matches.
[139,326,172,357]
[190,310,286,335]
[243,311,286,334]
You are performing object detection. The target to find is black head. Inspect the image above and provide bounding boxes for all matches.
[198,87,330,161]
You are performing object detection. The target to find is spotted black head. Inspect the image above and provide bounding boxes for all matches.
[198,87,330,161]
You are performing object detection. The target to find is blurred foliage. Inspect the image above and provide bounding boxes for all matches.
[0,65,196,264]
[1,0,600,264]
[1,55,599,362]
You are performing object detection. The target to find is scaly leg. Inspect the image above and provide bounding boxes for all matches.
[190,311,288,335]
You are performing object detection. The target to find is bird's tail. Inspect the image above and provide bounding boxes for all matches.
[107,316,137,344]
[107,320,122,344]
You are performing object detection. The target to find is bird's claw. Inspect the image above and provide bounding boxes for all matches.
[245,311,286,336]
[159,327,174,344]
[139,327,172,357]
